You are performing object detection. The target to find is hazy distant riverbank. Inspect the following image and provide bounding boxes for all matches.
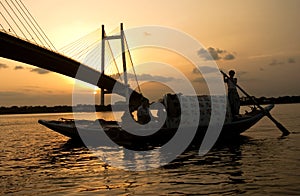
[1,96,299,115]
[0,105,112,115]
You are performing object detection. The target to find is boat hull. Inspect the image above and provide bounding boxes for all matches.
[38,105,274,149]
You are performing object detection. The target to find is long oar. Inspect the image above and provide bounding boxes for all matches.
[220,70,290,136]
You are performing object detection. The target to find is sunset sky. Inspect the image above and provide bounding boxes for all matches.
[0,0,299,106]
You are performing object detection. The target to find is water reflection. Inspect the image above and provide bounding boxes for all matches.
[1,105,299,195]
[45,135,248,195]
[163,136,248,191]
[55,136,249,181]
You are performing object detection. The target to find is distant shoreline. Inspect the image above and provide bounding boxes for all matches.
[0,105,112,115]
[1,96,299,115]
[239,96,300,106]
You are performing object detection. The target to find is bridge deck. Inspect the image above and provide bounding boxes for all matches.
[0,31,144,107]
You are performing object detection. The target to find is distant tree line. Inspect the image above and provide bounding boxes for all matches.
[240,96,300,105]
[1,96,300,115]
[0,104,112,115]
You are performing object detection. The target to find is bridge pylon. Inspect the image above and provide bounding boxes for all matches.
[100,23,128,106]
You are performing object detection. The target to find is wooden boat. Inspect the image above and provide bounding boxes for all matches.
[38,102,274,150]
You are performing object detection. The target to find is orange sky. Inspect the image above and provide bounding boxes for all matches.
[0,0,300,106]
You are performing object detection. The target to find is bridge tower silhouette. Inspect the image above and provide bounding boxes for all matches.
[100,23,129,106]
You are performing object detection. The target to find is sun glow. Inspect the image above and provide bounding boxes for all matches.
[93,87,100,95]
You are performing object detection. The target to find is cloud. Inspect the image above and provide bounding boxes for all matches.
[134,73,180,83]
[0,91,26,97]
[111,73,181,83]
[192,68,199,74]
[197,47,236,61]
[223,53,235,60]
[288,58,296,64]
[14,66,24,70]
[30,68,50,74]
[269,59,284,66]
[0,91,72,106]
[248,54,273,59]
[198,47,221,60]
[192,66,219,74]
[192,75,224,84]
[269,57,296,66]
[237,71,248,76]
[0,63,8,69]
[144,32,151,36]
[192,77,205,83]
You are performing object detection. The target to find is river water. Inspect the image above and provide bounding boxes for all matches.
[0,104,299,195]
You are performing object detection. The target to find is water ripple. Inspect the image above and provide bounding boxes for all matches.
[0,105,299,195]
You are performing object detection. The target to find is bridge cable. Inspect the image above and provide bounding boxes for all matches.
[11,0,49,48]
[0,11,18,35]
[60,29,99,53]
[14,0,53,50]
[59,28,122,82]
[68,37,99,59]
[60,29,100,58]
[71,39,100,61]
[124,34,142,93]
[105,34,122,81]
[5,0,39,45]
[0,23,7,32]
[18,0,57,51]
[0,1,28,40]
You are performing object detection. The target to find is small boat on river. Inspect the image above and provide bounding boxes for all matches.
[39,94,274,150]
[38,24,277,149]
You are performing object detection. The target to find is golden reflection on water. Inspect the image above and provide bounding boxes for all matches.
[0,104,299,195]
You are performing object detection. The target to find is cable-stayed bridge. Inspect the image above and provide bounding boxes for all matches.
[0,0,144,108]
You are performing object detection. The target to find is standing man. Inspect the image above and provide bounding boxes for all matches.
[224,70,240,118]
